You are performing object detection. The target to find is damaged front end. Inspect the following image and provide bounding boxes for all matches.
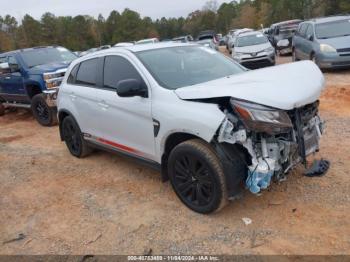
[217,98,325,195]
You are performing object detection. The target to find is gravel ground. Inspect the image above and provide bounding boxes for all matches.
[0,55,349,255]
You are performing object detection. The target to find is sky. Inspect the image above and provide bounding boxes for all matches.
[0,0,231,21]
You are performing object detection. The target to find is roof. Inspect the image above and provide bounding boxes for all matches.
[74,42,198,63]
[272,19,303,27]
[309,15,350,24]
[1,46,59,56]
[238,31,265,37]
[124,42,195,53]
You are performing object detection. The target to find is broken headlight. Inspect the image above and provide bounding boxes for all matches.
[230,99,293,135]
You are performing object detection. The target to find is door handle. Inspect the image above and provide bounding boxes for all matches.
[98,100,109,109]
[69,93,77,100]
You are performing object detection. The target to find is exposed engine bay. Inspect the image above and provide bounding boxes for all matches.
[217,99,325,194]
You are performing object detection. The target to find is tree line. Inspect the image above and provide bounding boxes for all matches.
[0,0,349,52]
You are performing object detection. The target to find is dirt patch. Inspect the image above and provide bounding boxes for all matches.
[0,56,350,255]
[320,85,350,116]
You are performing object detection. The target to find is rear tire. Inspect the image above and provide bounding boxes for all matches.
[168,139,228,214]
[0,103,5,116]
[292,49,299,62]
[62,115,92,158]
[31,94,57,126]
[310,53,318,66]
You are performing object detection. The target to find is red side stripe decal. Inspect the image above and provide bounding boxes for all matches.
[96,137,139,154]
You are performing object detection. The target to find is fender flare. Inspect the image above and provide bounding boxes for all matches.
[57,109,80,141]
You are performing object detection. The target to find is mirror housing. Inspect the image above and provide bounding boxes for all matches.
[308,34,314,41]
[9,63,20,73]
[0,62,11,74]
[116,79,148,98]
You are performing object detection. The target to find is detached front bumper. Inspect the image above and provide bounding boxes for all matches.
[43,89,58,107]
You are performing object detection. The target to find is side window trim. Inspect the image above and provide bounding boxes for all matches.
[102,54,149,93]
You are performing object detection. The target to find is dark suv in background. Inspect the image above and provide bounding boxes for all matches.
[267,19,302,55]
[292,15,350,69]
[0,46,77,126]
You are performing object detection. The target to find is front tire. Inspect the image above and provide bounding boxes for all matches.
[31,94,57,126]
[310,53,318,66]
[168,139,228,214]
[292,49,299,62]
[62,116,92,158]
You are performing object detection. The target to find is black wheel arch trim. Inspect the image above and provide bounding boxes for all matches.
[25,82,43,100]
[212,141,247,199]
[58,109,80,141]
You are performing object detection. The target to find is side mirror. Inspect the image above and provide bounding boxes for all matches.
[116,79,148,98]
[0,62,10,74]
[308,35,314,41]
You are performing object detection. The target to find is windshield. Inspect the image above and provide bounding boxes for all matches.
[237,34,268,47]
[316,19,350,39]
[136,46,244,90]
[21,47,77,68]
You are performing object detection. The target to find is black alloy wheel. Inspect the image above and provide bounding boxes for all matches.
[62,116,92,158]
[31,94,56,126]
[173,154,214,207]
[168,139,227,214]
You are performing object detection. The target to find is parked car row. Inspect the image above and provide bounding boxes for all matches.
[292,15,350,69]
[224,15,350,70]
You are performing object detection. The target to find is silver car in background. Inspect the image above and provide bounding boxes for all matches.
[232,31,275,69]
[228,28,253,54]
[292,16,350,69]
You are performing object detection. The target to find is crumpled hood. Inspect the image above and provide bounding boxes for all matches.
[174,61,325,110]
[28,62,70,74]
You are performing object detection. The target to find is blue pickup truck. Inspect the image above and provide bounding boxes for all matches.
[0,46,77,126]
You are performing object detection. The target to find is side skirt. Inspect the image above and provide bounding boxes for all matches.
[84,135,161,172]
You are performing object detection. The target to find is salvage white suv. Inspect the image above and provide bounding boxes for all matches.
[57,43,325,214]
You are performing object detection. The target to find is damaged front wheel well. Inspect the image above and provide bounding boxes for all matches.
[161,133,201,182]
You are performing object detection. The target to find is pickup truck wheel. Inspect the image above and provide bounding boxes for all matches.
[0,103,5,116]
[62,115,92,158]
[168,139,228,214]
[31,94,57,126]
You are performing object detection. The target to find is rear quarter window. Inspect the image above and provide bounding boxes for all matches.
[67,64,79,84]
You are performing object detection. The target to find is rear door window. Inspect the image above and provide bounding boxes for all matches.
[306,24,314,37]
[103,56,144,90]
[76,58,98,87]
[299,24,309,38]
